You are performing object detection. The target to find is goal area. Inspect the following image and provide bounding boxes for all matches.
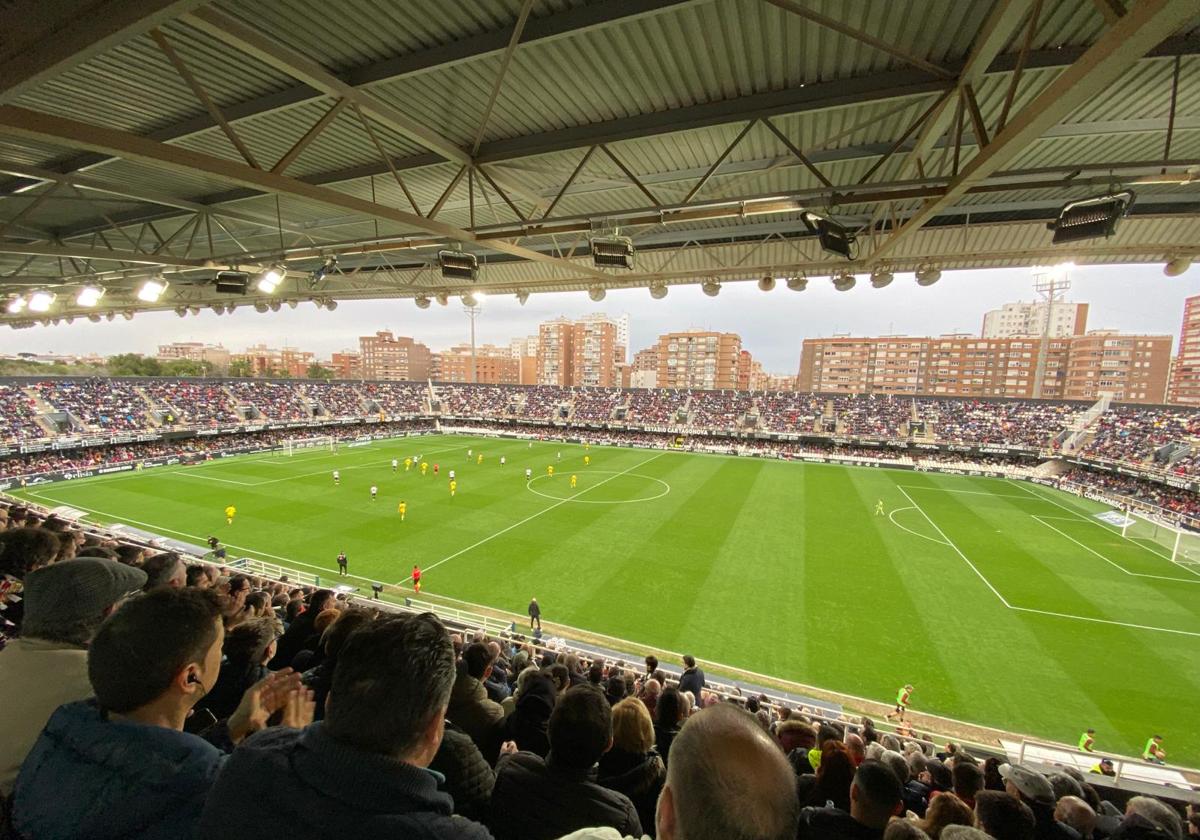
[283,435,336,455]
[1121,510,1200,572]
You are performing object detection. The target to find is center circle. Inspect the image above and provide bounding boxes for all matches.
[526,470,671,504]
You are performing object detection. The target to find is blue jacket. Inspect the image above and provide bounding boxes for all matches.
[197,722,493,840]
[13,699,223,840]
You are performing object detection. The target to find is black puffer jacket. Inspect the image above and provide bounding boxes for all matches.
[488,751,642,840]
[493,674,556,760]
[429,723,494,822]
[597,747,666,837]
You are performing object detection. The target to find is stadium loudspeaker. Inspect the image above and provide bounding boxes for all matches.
[701,279,720,296]
[786,275,807,291]
[588,286,606,302]
[649,283,668,299]
[1164,257,1192,277]
[214,271,249,294]
[758,275,775,291]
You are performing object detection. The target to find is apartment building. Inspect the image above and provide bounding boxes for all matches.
[981,300,1089,338]
[436,343,520,384]
[1169,294,1200,405]
[156,341,231,370]
[358,331,432,381]
[656,331,742,390]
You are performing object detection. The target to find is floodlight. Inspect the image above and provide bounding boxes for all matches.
[516,290,529,305]
[915,264,941,286]
[286,299,298,309]
[758,275,776,292]
[256,266,285,293]
[87,313,102,323]
[1047,191,1134,244]
[438,249,477,281]
[226,303,238,314]
[870,267,894,289]
[462,293,479,307]
[122,310,135,321]
[1165,257,1192,277]
[175,307,188,318]
[75,286,105,307]
[701,279,721,297]
[137,278,168,302]
[211,303,226,315]
[253,302,269,313]
[435,293,449,306]
[311,256,338,285]
[832,271,856,292]
[649,283,668,299]
[105,311,115,321]
[268,301,281,312]
[5,296,26,314]
[588,286,606,302]
[591,235,634,270]
[214,271,248,294]
[805,213,855,259]
[27,291,55,312]
[786,274,808,291]
[415,295,431,309]
[189,306,201,316]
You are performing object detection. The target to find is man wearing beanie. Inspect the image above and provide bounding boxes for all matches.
[0,557,146,795]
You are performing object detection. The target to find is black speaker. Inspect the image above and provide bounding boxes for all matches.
[214,271,249,294]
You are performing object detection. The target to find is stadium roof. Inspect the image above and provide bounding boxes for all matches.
[0,0,1198,322]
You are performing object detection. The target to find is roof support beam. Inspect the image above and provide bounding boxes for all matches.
[871,0,1197,262]
[0,241,210,267]
[0,0,208,104]
[0,105,612,279]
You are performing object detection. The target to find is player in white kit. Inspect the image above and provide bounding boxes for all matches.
[333,470,340,485]
[525,467,532,480]
[449,469,456,481]
[370,485,378,500]
[391,458,398,472]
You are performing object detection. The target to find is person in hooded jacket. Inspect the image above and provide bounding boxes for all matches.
[489,670,557,763]
[598,697,667,837]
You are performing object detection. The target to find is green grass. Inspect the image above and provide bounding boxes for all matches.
[13,433,1200,766]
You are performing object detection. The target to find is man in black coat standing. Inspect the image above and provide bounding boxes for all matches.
[528,597,541,631]
[678,655,705,704]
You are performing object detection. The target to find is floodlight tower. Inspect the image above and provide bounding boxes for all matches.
[463,294,483,383]
[1031,264,1072,399]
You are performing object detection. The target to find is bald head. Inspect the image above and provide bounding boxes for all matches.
[1055,796,1096,840]
[659,704,798,840]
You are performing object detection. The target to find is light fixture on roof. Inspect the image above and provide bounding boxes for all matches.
[211,303,226,315]
[1047,191,1135,244]
[1165,256,1192,277]
[435,293,449,306]
[104,311,116,321]
[915,264,941,286]
[832,271,856,292]
[253,302,269,313]
[870,267,894,289]
[286,299,298,309]
[804,213,855,259]
[414,295,431,309]
[758,275,776,292]
[588,286,606,302]
[189,306,202,316]
[269,300,281,312]
[214,271,248,294]
[438,249,477,281]
[786,274,808,291]
[701,278,721,297]
[311,256,338,286]
[75,285,105,307]
[591,235,635,270]
[175,307,188,318]
[122,310,135,321]
[516,290,529,305]
[649,282,668,299]
[461,293,479,307]
[256,265,285,293]
[226,302,238,314]
[27,291,55,312]
[87,313,102,323]
[5,296,26,314]
[137,278,169,302]
[325,299,338,311]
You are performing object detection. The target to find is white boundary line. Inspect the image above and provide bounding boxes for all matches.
[898,486,1200,637]
[1007,479,1200,578]
[898,485,1035,499]
[405,452,666,583]
[1032,515,1200,585]
[887,506,949,546]
[525,470,671,505]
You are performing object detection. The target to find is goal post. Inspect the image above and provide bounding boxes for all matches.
[283,435,336,456]
[1120,509,1200,569]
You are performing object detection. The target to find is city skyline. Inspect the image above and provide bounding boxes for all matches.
[1,263,1198,374]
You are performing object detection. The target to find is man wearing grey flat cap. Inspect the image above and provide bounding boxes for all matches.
[999,763,1081,840]
[0,556,146,795]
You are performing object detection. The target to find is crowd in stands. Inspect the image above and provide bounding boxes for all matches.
[1082,408,1200,466]
[1,495,1195,839]
[3,377,1200,482]
[34,379,147,432]
[1059,469,1200,521]
[917,399,1082,449]
[0,386,44,442]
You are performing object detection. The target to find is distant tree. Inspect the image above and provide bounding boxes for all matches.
[306,363,332,380]
[106,353,162,377]
[160,359,214,377]
[227,358,253,377]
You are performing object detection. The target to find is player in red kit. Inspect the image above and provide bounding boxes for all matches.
[433,463,439,475]
[412,564,421,594]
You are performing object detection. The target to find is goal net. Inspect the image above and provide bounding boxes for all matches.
[283,435,336,456]
[1120,509,1200,572]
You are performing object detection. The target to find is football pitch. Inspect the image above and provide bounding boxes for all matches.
[11,433,1200,765]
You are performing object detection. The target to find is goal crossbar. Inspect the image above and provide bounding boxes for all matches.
[283,435,336,456]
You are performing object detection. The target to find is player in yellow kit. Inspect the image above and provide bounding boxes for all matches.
[570,474,577,488]
[404,457,413,472]
[476,453,483,465]
[547,465,554,478]
[397,500,407,521]
[584,455,590,467]
[449,479,457,497]
[420,461,429,476]
[224,504,236,525]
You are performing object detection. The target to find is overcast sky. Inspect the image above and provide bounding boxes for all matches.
[3,263,1197,375]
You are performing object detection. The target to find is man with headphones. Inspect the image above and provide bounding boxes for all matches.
[11,587,312,839]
